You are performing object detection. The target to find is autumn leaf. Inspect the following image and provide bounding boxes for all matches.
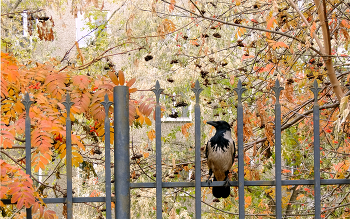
[118,70,125,85]
[126,78,136,87]
[310,22,316,38]
[108,71,119,86]
[169,0,175,12]
[267,40,289,50]
[148,129,156,141]
[235,27,246,38]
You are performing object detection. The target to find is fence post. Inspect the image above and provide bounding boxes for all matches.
[272,80,283,218]
[22,93,33,219]
[192,80,203,219]
[311,80,321,219]
[234,80,246,218]
[63,93,74,219]
[152,81,164,219]
[101,94,113,219]
[114,86,130,218]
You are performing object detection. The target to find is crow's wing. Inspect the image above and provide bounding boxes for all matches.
[231,140,236,165]
[205,141,209,159]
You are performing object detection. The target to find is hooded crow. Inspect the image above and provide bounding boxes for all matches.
[205,120,236,198]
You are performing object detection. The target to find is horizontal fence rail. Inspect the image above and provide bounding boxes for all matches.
[1,79,350,219]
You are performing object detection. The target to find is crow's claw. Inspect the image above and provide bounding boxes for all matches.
[223,178,231,188]
[206,179,213,185]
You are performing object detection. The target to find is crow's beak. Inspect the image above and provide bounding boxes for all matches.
[207,121,217,127]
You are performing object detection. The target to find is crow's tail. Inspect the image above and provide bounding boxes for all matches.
[212,177,230,198]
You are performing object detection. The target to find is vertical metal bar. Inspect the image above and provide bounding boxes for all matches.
[152,81,164,219]
[63,94,74,219]
[101,95,113,219]
[114,86,130,219]
[233,80,246,219]
[22,93,33,219]
[311,80,321,219]
[192,80,203,219]
[273,80,283,219]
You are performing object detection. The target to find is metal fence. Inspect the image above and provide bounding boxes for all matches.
[1,79,350,219]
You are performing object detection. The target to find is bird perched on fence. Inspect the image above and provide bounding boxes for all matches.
[205,120,236,198]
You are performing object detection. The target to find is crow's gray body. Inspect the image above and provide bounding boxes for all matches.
[206,130,235,181]
[206,121,236,198]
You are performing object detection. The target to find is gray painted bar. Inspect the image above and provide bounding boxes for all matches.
[273,80,283,218]
[22,93,33,219]
[101,94,113,219]
[152,81,164,219]
[192,80,203,219]
[63,94,74,219]
[114,86,130,218]
[311,80,322,218]
[234,80,246,218]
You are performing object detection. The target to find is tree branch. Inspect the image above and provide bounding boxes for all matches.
[314,0,344,101]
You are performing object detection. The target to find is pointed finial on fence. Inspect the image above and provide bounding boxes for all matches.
[272,79,284,103]
[310,80,322,103]
[233,79,247,105]
[63,93,74,116]
[191,80,203,104]
[22,93,33,115]
[152,80,164,104]
[101,94,113,117]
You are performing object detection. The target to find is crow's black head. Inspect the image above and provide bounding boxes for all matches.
[207,120,231,131]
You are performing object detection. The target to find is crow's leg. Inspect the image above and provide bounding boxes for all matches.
[223,170,231,188]
[206,169,213,185]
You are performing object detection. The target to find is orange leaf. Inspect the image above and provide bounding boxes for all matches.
[126,78,136,87]
[108,71,119,85]
[143,152,149,158]
[267,17,277,30]
[118,70,125,85]
[129,88,137,93]
[148,129,156,141]
[169,0,175,12]
[310,22,316,38]
[145,117,152,126]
